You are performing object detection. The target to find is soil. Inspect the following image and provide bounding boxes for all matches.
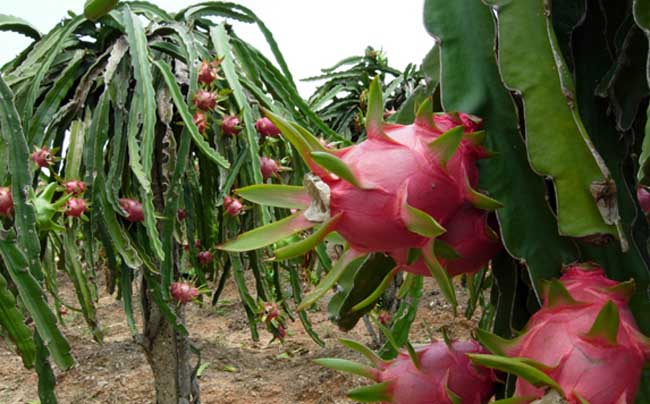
[0,270,478,404]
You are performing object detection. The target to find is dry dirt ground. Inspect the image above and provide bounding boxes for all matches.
[0,271,478,404]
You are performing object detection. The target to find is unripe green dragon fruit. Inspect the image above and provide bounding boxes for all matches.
[472,263,650,404]
[316,338,496,404]
[219,77,501,310]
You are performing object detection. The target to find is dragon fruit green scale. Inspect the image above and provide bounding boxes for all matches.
[218,77,502,308]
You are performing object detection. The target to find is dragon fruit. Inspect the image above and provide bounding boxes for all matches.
[260,156,280,180]
[198,60,219,85]
[193,111,208,134]
[220,78,500,309]
[222,115,241,136]
[317,339,496,404]
[637,186,650,214]
[31,147,54,168]
[0,187,13,217]
[193,90,217,111]
[474,263,650,404]
[224,195,243,216]
[65,198,87,217]
[197,250,213,265]
[170,282,199,303]
[177,208,187,221]
[63,180,86,195]
[255,117,281,137]
[119,198,144,223]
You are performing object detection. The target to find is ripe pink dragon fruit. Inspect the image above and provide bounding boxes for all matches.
[193,111,208,134]
[255,117,281,137]
[177,208,187,221]
[65,198,86,217]
[317,339,496,404]
[222,115,241,136]
[0,187,13,217]
[193,90,217,111]
[475,264,650,404]
[637,186,650,214]
[220,78,500,309]
[224,195,243,216]
[119,198,144,222]
[197,250,213,265]
[198,60,219,85]
[63,180,86,195]
[171,282,199,303]
[31,147,54,168]
[260,156,280,180]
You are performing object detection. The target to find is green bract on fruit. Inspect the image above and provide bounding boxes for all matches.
[219,77,501,310]
[473,264,650,404]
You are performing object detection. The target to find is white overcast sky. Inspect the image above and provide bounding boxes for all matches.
[0,1,432,96]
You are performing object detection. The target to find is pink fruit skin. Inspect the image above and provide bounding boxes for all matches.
[255,117,281,137]
[260,156,280,180]
[378,340,495,404]
[224,196,243,216]
[390,206,501,277]
[31,148,53,168]
[65,198,86,217]
[0,187,13,217]
[177,208,187,221]
[222,115,241,136]
[198,60,218,85]
[171,282,199,303]
[637,186,650,214]
[119,198,144,222]
[197,250,213,265]
[193,90,217,111]
[506,265,650,404]
[63,180,86,195]
[193,111,208,133]
[316,113,494,255]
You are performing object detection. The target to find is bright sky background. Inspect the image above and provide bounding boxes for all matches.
[0,1,432,96]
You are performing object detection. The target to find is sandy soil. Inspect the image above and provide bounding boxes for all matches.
[0,271,477,404]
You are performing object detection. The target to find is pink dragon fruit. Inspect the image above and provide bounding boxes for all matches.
[317,339,496,404]
[193,90,217,111]
[255,117,281,137]
[177,208,187,221]
[119,198,144,222]
[0,187,13,217]
[65,198,87,217]
[637,186,650,214]
[474,264,650,404]
[221,115,241,136]
[31,147,54,168]
[171,282,199,303]
[198,60,219,85]
[260,156,280,180]
[63,180,86,195]
[193,111,208,134]
[197,250,213,265]
[220,78,500,309]
[224,195,243,216]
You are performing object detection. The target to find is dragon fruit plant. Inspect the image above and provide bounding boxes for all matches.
[219,77,502,310]
[471,264,650,404]
[316,338,496,403]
